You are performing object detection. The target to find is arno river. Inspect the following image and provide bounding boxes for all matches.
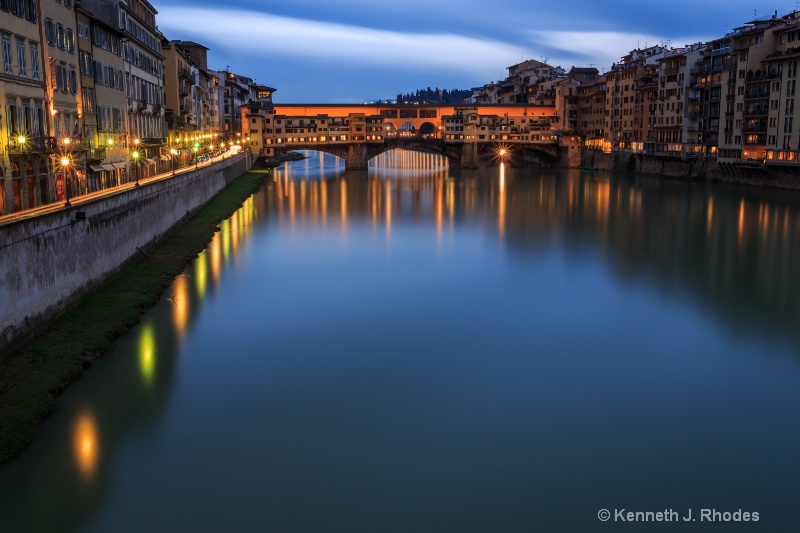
[1,149,799,532]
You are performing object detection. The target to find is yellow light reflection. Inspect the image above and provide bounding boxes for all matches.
[195,252,207,302]
[222,218,231,263]
[230,211,239,259]
[738,199,746,245]
[139,322,156,385]
[321,180,328,228]
[706,197,714,235]
[385,179,392,236]
[173,273,190,335]
[498,163,506,238]
[340,179,347,231]
[73,411,99,479]
[211,231,222,284]
[435,175,444,242]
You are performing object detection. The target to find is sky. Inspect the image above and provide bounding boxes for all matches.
[157,0,778,103]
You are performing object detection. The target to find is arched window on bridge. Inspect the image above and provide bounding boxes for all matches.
[384,123,397,138]
[419,122,437,139]
[399,123,416,138]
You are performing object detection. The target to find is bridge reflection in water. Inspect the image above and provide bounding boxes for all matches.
[1,150,800,532]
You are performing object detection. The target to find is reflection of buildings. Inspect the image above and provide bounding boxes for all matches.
[269,151,800,340]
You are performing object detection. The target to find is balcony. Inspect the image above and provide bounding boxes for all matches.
[179,67,193,81]
[86,147,106,161]
[744,89,770,99]
[711,46,731,56]
[690,65,712,75]
[180,105,191,115]
[722,59,738,70]
[6,136,57,154]
[743,107,769,117]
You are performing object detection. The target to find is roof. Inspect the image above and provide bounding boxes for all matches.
[173,40,209,50]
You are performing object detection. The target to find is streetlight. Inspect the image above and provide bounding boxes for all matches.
[133,138,140,186]
[170,148,177,175]
[193,144,199,169]
[61,156,72,207]
[132,150,140,186]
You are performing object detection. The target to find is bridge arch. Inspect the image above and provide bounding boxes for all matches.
[384,122,398,138]
[399,122,416,138]
[419,122,437,138]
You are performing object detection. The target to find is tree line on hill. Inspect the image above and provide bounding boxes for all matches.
[394,87,472,104]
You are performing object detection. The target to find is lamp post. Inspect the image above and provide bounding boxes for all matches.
[193,145,199,169]
[132,150,140,186]
[63,137,74,198]
[61,156,72,207]
[170,148,177,175]
[133,138,140,186]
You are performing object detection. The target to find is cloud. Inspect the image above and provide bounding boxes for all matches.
[158,7,523,78]
[527,31,716,71]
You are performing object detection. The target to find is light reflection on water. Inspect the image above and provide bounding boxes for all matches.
[1,149,800,532]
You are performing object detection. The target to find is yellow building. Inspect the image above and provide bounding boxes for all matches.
[1,0,48,213]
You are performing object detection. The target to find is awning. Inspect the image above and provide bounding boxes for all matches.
[111,162,127,170]
[101,164,116,171]
[145,158,156,165]
[160,155,171,161]
[89,164,105,172]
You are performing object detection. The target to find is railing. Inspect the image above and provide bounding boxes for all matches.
[744,89,770,99]
[690,65,712,75]
[179,67,193,81]
[6,136,57,153]
[743,107,769,117]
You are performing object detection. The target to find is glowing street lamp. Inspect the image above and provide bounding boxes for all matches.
[132,150,140,186]
[61,156,72,207]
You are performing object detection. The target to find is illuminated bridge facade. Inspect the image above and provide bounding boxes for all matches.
[242,103,583,169]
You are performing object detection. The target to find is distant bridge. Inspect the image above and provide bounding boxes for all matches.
[244,103,582,169]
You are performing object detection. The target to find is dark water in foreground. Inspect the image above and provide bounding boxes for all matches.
[2,150,800,532]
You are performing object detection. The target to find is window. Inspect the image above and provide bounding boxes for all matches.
[79,50,92,75]
[31,43,40,80]
[16,39,26,77]
[55,64,65,91]
[68,68,76,93]
[45,19,55,45]
[2,34,12,75]
[65,28,73,53]
[82,87,95,114]
[56,24,65,49]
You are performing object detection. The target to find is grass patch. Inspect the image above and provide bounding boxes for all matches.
[0,169,269,464]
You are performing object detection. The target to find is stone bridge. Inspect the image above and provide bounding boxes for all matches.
[272,137,564,169]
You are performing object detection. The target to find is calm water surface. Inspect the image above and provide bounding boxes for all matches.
[2,150,800,532]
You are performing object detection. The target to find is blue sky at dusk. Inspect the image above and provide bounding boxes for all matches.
[157,0,776,102]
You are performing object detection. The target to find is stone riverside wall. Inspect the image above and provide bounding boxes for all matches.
[0,154,250,354]
[580,149,800,190]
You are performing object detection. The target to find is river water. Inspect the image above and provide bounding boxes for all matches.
[1,149,800,532]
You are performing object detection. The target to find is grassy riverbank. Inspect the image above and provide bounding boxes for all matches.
[0,169,269,464]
